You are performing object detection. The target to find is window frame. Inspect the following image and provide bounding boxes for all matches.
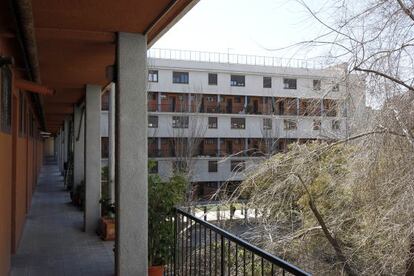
[148,115,159,128]
[172,115,189,128]
[230,160,245,172]
[313,79,321,91]
[230,117,246,129]
[263,76,272,88]
[230,75,245,87]
[208,160,218,172]
[148,70,159,82]
[208,117,218,129]
[208,73,218,85]
[283,119,298,130]
[263,118,272,130]
[172,71,189,84]
[283,78,297,90]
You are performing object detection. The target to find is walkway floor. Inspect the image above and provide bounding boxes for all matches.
[11,159,115,276]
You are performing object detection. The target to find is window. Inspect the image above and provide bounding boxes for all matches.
[101,92,109,110]
[208,117,218,129]
[230,75,245,87]
[263,77,272,88]
[208,73,218,85]
[148,70,158,82]
[263,118,272,130]
[1,66,12,133]
[231,118,245,129]
[148,116,158,128]
[284,119,297,130]
[172,116,189,128]
[313,119,321,130]
[101,137,109,158]
[332,120,340,130]
[19,91,26,137]
[173,71,189,84]
[313,79,321,90]
[206,96,216,102]
[208,160,218,172]
[149,161,158,174]
[332,83,340,92]
[173,161,187,173]
[231,160,245,172]
[283,78,297,89]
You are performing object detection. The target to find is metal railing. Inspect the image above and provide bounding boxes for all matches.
[148,48,326,70]
[164,207,311,276]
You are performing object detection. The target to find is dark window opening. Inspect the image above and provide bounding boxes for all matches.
[173,71,189,84]
[284,119,297,130]
[148,70,158,82]
[263,77,272,88]
[263,118,272,130]
[283,78,297,89]
[148,115,158,128]
[208,160,218,172]
[230,160,245,172]
[208,73,218,85]
[230,75,245,87]
[172,116,189,128]
[208,117,218,129]
[231,118,245,129]
[313,79,321,90]
[101,137,109,158]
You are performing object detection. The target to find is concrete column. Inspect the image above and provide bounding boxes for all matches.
[56,132,61,167]
[115,32,148,276]
[296,98,300,115]
[64,118,70,167]
[157,92,162,112]
[188,93,191,112]
[73,104,85,190]
[217,137,220,157]
[84,84,101,233]
[108,83,116,203]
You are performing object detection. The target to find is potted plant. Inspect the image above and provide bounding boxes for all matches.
[148,161,186,276]
[98,166,116,240]
[98,197,116,240]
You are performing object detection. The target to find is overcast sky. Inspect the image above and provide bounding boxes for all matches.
[153,0,331,59]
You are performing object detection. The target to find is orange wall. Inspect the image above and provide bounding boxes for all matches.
[0,133,12,276]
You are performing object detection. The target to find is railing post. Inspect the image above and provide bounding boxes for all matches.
[221,235,225,275]
[174,209,178,276]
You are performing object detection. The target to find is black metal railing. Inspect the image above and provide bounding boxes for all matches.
[164,207,311,276]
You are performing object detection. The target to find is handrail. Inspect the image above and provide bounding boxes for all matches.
[174,206,311,276]
[147,48,326,70]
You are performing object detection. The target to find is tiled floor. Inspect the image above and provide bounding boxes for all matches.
[11,159,115,276]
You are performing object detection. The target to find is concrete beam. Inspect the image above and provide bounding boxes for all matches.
[115,32,148,276]
[84,84,101,233]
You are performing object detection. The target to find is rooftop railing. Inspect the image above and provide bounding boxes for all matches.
[148,48,326,70]
[164,206,311,276]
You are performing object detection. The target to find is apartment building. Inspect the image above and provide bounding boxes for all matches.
[101,49,365,200]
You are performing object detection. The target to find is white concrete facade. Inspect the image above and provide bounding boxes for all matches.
[100,53,365,195]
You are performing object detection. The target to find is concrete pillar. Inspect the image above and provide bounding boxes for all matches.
[64,118,70,167]
[188,93,191,112]
[296,98,300,115]
[108,83,116,203]
[115,32,148,276]
[56,132,61,167]
[73,104,85,190]
[157,92,162,112]
[217,137,220,157]
[84,84,101,233]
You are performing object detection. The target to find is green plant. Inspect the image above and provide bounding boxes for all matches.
[148,161,187,266]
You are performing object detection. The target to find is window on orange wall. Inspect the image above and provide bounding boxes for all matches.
[0,66,12,133]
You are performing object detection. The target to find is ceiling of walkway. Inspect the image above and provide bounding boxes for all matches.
[0,0,196,133]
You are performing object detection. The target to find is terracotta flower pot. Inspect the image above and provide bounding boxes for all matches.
[148,265,164,276]
[99,217,115,241]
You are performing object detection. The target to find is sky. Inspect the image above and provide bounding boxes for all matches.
[153,0,331,60]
